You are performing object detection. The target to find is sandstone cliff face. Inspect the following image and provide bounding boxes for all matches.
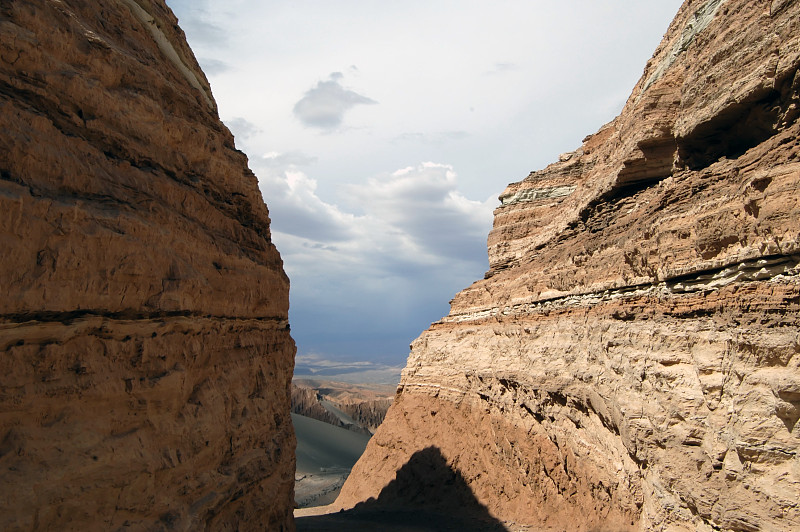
[338,1,800,530]
[0,1,295,530]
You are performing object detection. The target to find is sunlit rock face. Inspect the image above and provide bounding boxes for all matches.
[0,1,295,530]
[338,1,800,530]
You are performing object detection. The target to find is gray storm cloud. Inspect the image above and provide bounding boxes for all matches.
[293,72,377,129]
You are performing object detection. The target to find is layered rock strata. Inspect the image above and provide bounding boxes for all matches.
[0,1,295,530]
[338,1,800,530]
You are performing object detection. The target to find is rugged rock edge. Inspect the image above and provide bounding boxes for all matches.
[337,1,800,530]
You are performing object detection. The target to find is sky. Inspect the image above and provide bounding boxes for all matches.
[164,0,684,380]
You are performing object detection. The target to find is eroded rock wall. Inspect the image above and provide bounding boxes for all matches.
[0,1,295,530]
[338,1,800,530]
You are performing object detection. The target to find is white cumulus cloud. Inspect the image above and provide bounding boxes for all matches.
[251,156,494,361]
[345,162,494,266]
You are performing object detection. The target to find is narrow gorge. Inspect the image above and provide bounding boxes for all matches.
[335,0,800,530]
[1,0,799,531]
[0,1,294,530]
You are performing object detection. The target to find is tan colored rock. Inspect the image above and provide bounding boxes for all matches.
[338,1,800,530]
[0,1,294,530]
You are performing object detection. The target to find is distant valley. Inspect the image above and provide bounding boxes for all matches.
[291,379,396,434]
[291,378,397,508]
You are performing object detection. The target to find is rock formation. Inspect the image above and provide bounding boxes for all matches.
[338,398,392,434]
[292,385,348,430]
[292,380,393,435]
[337,0,800,530]
[0,1,295,530]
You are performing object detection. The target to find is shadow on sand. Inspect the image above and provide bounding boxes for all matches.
[295,446,508,531]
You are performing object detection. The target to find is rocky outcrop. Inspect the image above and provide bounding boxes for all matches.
[337,1,800,530]
[291,385,352,430]
[0,1,295,530]
[338,398,392,434]
[291,382,392,435]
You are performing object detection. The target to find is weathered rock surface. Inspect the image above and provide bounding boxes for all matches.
[338,1,800,530]
[0,1,295,530]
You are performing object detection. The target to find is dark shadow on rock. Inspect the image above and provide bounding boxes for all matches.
[296,446,509,531]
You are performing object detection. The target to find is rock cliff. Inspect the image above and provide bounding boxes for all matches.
[0,1,295,530]
[337,1,800,530]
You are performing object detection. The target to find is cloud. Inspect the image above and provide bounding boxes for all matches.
[251,157,494,359]
[440,131,469,141]
[344,162,493,266]
[260,162,493,285]
[485,62,519,75]
[196,57,230,76]
[393,131,470,145]
[167,0,228,47]
[225,116,261,140]
[293,72,377,130]
[254,158,493,275]
[258,168,357,243]
[261,151,317,169]
[180,17,228,47]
